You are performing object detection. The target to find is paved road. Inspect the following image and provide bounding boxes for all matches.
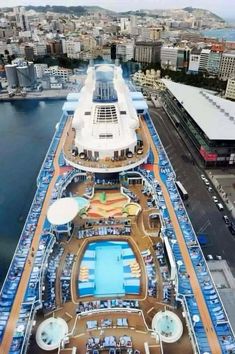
[149,105,235,276]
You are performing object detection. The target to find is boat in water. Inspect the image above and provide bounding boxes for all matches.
[0,62,234,354]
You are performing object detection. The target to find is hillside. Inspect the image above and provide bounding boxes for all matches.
[183,7,225,22]
[23,5,115,16]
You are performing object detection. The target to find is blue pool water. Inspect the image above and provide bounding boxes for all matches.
[95,245,124,296]
[78,241,140,297]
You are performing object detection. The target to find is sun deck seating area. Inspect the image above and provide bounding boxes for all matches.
[61,253,76,303]
[141,250,157,297]
[122,188,139,203]
[77,226,131,239]
[142,112,235,353]
[86,335,132,352]
[76,300,140,314]
[43,244,64,310]
[87,318,120,329]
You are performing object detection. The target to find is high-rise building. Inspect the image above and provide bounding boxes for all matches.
[161,47,189,71]
[205,45,224,76]
[188,48,201,73]
[24,45,34,61]
[198,49,210,72]
[46,40,63,56]
[65,40,81,59]
[219,51,235,80]
[14,6,30,31]
[225,78,235,100]
[160,47,178,70]
[116,43,134,62]
[134,41,162,64]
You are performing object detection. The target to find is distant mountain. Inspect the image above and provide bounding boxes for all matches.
[183,7,225,22]
[23,5,115,16]
[121,7,225,22]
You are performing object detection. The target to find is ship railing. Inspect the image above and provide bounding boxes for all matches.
[144,112,176,178]
[11,233,56,354]
[145,110,235,347]
[177,295,200,354]
[0,184,47,297]
[37,111,70,186]
[64,148,150,170]
[20,299,42,354]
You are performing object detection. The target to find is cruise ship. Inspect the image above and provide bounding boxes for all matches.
[0,62,235,354]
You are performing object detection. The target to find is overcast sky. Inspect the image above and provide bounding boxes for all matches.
[3,0,235,19]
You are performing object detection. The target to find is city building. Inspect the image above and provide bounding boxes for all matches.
[116,43,134,62]
[161,46,178,70]
[162,79,235,166]
[46,40,63,55]
[161,46,189,71]
[206,45,224,76]
[65,40,81,59]
[34,63,48,79]
[24,45,34,61]
[199,48,210,73]
[134,41,162,65]
[225,78,235,100]
[219,51,235,80]
[132,69,160,87]
[14,6,30,31]
[188,48,201,73]
[44,65,72,81]
[33,43,47,56]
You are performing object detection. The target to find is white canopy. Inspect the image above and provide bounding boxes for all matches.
[47,197,79,225]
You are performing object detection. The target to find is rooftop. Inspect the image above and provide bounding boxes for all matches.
[162,79,235,141]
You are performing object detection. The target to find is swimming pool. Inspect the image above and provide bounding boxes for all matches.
[95,244,124,296]
[78,241,140,297]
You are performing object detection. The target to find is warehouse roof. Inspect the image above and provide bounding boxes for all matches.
[162,79,235,140]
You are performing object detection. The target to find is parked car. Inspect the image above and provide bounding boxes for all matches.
[208,187,213,192]
[215,255,222,260]
[207,254,214,260]
[201,174,206,180]
[204,179,210,186]
[212,196,219,203]
[217,203,224,211]
[223,215,230,224]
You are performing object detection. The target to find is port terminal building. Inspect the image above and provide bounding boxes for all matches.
[161,79,235,167]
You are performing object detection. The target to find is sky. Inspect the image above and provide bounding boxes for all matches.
[2,0,235,19]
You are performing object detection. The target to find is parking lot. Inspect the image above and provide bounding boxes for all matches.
[148,104,235,276]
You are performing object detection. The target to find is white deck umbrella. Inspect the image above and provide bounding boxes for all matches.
[47,197,79,225]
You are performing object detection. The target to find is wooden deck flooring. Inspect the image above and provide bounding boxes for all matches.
[26,179,193,353]
[142,118,221,354]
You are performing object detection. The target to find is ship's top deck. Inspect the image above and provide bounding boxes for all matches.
[0,65,234,354]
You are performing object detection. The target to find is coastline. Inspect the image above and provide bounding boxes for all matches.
[0,88,71,102]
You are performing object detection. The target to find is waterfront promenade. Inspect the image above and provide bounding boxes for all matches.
[0,88,71,101]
